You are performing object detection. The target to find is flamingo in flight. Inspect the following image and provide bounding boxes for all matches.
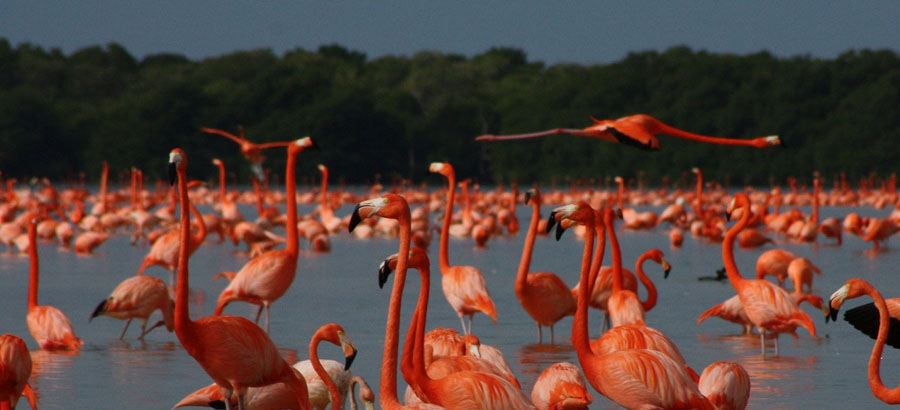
[200,126,292,179]
[476,113,782,151]
[169,148,310,410]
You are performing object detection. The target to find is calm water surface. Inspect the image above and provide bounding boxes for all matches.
[2,202,899,409]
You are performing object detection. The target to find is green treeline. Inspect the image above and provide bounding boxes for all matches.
[1,39,897,187]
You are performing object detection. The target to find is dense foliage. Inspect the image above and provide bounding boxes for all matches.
[1,39,897,188]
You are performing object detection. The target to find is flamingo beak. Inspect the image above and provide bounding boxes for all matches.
[339,332,358,371]
[546,211,557,234]
[555,219,569,241]
[168,162,177,186]
[524,191,532,205]
[349,198,386,233]
[377,257,394,289]
[662,259,671,279]
[827,285,848,323]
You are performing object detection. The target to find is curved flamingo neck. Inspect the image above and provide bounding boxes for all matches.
[174,163,193,338]
[404,258,431,399]
[723,195,751,288]
[572,216,596,363]
[310,330,343,409]
[516,195,540,294]
[862,281,900,403]
[188,199,207,247]
[606,211,623,292]
[381,207,411,407]
[438,170,455,273]
[635,252,657,311]
[284,147,300,256]
[27,221,38,310]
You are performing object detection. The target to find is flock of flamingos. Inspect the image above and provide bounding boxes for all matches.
[2,114,900,409]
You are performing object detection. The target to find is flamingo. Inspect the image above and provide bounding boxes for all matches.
[840,296,900,350]
[755,249,798,286]
[350,193,530,409]
[428,162,497,335]
[90,275,173,340]
[169,148,311,410]
[136,181,207,284]
[827,278,900,404]
[73,231,109,255]
[213,137,316,333]
[723,193,817,355]
[0,334,37,410]
[589,323,700,382]
[515,188,576,342]
[348,375,376,410]
[603,209,651,327]
[697,361,751,410]
[551,201,714,409]
[347,194,447,410]
[476,113,781,151]
[201,126,292,180]
[24,218,82,351]
[529,362,593,410]
[787,257,821,294]
[174,323,358,410]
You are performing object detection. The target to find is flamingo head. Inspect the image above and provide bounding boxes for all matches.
[752,135,783,149]
[548,201,594,240]
[211,158,222,167]
[377,247,428,288]
[168,148,186,186]
[461,334,481,358]
[524,188,540,205]
[428,162,454,178]
[349,194,409,233]
[827,278,869,322]
[647,249,671,278]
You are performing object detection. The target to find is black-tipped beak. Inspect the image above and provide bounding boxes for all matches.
[90,299,108,322]
[725,210,732,221]
[827,305,839,322]
[555,221,567,241]
[615,208,624,220]
[378,258,393,289]
[168,162,177,186]
[309,140,320,151]
[546,211,557,234]
[524,191,533,205]
[345,349,358,370]
[663,264,671,279]
[779,137,787,149]
[348,204,363,233]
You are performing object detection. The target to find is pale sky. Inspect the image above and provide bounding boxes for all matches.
[3,1,898,64]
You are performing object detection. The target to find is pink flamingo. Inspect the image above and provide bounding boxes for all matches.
[90,275,173,340]
[169,147,310,410]
[213,137,316,333]
[25,218,82,351]
[0,334,37,410]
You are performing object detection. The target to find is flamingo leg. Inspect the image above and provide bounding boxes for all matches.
[254,305,264,324]
[759,329,766,356]
[138,319,148,340]
[602,312,611,331]
[264,304,270,333]
[220,386,234,410]
[537,324,543,343]
[140,320,165,339]
[550,324,555,343]
[774,334,780,356]
[459,315,468,335]
[119,318,133,340]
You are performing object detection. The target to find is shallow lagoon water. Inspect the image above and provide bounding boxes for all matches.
[2,201,899,409]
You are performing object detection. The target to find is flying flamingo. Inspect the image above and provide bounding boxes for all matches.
[515,188,576,342]
[168,148,310,410]
[550,201,714,409]
[723,193,816,355]
[213,137,316,333]
[174,323,358,410]
[90,275,173,340]
[0,333,37,410]
[347,194,448,410]
[429,162,497,335]
[24,218,82,351]
[350,194,530,409]
[200,126,292,180]
[476,113,782,151]
[827,278,900,404]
